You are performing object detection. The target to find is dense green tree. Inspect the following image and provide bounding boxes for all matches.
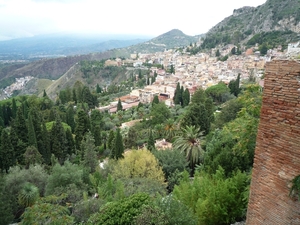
[153,148,188,181]
[82,132,98,173]
[50,114,67,163]
[215,49,220,57]
[0,129,15,173]
[23,146,43,168]
[173,125,204,171]
[66,106,76,132]
[65,128,75,157]
[229,73,241,97]
[111,128,124,160]
[27,113,37,148]
[75,109,90,150]
[231,46,236,55]
[147,129,155,151]
[93,125,101,146]
[181,103,210,134]
[41,122,51,164]
[11,98,17,119]
[150,102,171,126]
[82,86,97,109]
[182,88,190,107]
[173,82,182,105]
[107,130,115,151]
[45,161,87,203]
[259,43,268,55]
[90,109,103,135]
[96,84,102,93]
[173,168,249,225]
[117,98,123,111]
[125,126,138,148]
[205,81,232,104]
[152,95,159,105]
[20,196,74,225]
[0,176,14,225]
[88,193,150,225]
[13,106,28,144]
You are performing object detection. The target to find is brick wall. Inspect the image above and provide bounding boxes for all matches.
[246,60,300,224]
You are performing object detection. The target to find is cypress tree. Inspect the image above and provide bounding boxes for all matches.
[107,130,115,151]
[113,128,124,160]
[180,86,184,105]
[43,89,47,97]
[0,129,15,173]
[65,128,75,156]
[66,106,76,133]
[11,98,17,119]
[117,98,123,112]
[50,114,67,163]
[182,88,190,107]
[74,109,90,150]
[152,95,159,105]
[82,132,98,173]
[147,129,155,151]
[27,113,37,148]
[93,125,102,147]
[41,122,51,164]
[174,82,181,105]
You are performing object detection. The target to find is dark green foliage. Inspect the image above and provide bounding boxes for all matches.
[87,193,150,225]
[174,168,250,225]
[41,122,51,164]
[4,165,49,219]
[66,106,76,133]
[173,82,182,105]
[229,73,241,97]
[0,129,15,173]
[11,98,17,119]
[45,161,87,202]
[150,102,171,126]
[147,129,155,151]
[181,103,211,135]
[23,146,43,167]
[82,86,98,109]
[0,176,14,225]
[50,114,67,163]
[215,49,220,57]
[259,43,268,55]
[205,81,232,104]
[96,84,102,93]
[111,128,124,160]
[182,88,190,107]
[107,130,115,151]
[117,98,123,111]
[65,128,75,156]
[27,114,37,148]
[213,99,242,128]
[75,109,90,151]
[82,132,98,173]
[246,30,298,50]
[20,196,74,225]
[152,95,159,105]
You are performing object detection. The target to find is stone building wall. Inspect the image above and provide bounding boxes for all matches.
[246,60,300,224]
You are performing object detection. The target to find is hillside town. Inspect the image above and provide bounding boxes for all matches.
[99,42,292,112]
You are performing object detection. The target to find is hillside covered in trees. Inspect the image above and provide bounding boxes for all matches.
[0,71,262,224]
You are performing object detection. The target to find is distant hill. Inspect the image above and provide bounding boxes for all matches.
[201,0,300,49]
[115,29,202,55]
[0,33,151,60]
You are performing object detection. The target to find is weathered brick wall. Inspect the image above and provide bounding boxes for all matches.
[246,60,300,225]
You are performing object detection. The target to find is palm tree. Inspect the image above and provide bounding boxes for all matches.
[18,182,39,208]
[172,125,204,171]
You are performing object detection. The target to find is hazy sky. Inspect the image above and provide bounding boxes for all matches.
[0,0,267,41]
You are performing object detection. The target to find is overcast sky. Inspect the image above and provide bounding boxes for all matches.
[0,0,267,41]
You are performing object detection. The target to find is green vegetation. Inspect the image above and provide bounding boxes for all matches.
[0,63,263,224]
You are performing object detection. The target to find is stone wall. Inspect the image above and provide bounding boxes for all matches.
[246,60,300,224]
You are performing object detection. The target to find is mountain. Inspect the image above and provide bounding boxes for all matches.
[115,29,202,55]
[201,0,300,49]
[0,33,151,60]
